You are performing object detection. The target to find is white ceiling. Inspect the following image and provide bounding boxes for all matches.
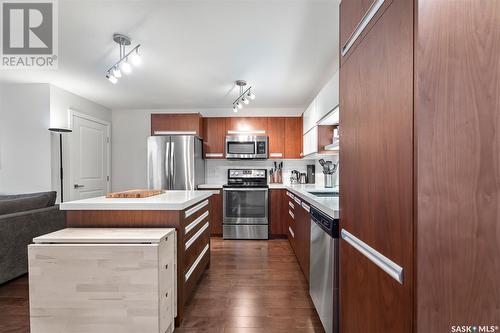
[0,0,340,111]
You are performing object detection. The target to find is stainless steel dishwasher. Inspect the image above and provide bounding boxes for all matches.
[309,206,339,333]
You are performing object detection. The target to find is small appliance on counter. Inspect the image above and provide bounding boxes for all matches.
[299,173,307,184]
[223,169,268,239]
[319,159,338,188]
[307,164,316,184]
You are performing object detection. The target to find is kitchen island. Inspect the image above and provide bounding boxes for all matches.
[59,190,213,326]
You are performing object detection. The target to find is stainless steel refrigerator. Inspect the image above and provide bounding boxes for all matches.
[147,135,205,190]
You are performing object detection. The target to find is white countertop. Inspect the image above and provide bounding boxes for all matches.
[33,228,176,244]
[284,184,339,219]
[59,191,212,211]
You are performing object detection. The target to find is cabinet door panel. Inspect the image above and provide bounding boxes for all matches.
[284,117,303,159]
[203,118,226,158]
[269,189,287,237]
[339,0,413,331]
[151,113,203,139]
[225,117,268,133]
[267,117,285,158]
[208,190,222,236]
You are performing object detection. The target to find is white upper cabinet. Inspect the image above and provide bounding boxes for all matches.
[302,69,339,134]
[303,99,317,134]
[316,70,339,122]
[303,126,319,156]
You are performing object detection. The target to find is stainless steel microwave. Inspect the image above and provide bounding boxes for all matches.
[225,136,268,159]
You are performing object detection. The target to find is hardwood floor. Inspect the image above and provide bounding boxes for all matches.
[0,238,323,333]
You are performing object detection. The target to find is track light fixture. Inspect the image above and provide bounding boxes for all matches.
[233,80,255,112]
[105,34,142,84]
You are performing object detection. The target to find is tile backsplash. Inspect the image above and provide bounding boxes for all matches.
[205,156,339,186]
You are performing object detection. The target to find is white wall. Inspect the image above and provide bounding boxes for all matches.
[0,84,52,194]
[111,108,303,191]
[49,85,112,202]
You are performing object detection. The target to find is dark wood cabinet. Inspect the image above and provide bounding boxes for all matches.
[294,199,310,283]
[269,189,287,238]
[199,116,302,160]
[207,189,223,236]
[284,191,310,282]
[340,0,500,331]
[225,117,268,134]
[267,117,285,159]
[203,118,226,159]
[340,0,414,332]
[151,113,204,138]
[284,117,303,159]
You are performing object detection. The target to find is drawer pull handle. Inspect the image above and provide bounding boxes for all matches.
[301,202,310,212]
[341,0,386,56]
[289,201,295,209]
[185,211,209,234]
[289,210,294,219]
[294,197,301,205]
[185,222,210,250]
[288,226,295,238]
[286,192,294,199]
[185,200,209,218]
[185,244,210,282]
[341,229,403,284]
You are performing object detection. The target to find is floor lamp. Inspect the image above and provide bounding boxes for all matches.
[49,128,72,203]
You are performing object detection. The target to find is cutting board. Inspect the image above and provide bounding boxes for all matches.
[106,189,164,198]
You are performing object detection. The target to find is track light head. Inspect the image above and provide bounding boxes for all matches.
[106,73,118,84]
[121,60,132,74]
[130,49,141,66]
[242,97,249,105]
[237,102,243,110]
[233,105,238,112]
[247,90,256,100]
[112,66,122,78]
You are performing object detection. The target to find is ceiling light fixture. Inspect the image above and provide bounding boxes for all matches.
[105,34,141,83]
[232,80,255,112]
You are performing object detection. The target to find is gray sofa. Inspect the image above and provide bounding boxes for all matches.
[0,191,66,284]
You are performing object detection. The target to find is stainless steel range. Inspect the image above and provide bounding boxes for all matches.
[223,169,268,239]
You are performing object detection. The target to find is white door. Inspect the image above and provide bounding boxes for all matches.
[70,115,110,200]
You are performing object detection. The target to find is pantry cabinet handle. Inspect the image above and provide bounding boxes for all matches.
[341,229,403,284]
[341,0,385,56]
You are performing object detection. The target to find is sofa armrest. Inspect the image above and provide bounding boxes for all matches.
[0,205,61,221]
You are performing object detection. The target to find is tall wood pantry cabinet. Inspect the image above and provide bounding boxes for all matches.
[339,0,500,332]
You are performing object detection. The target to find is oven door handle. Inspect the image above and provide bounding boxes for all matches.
[223,188,268,191]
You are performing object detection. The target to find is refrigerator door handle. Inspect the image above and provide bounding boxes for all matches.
[164,139,171,190]
[170,141,175,189]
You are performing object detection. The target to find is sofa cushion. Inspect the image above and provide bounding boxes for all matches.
[0,191,57,215]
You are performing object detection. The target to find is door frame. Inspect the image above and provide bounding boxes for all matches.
[67,109,111,201]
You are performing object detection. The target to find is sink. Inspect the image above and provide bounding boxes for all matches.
[307,191,339,198]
